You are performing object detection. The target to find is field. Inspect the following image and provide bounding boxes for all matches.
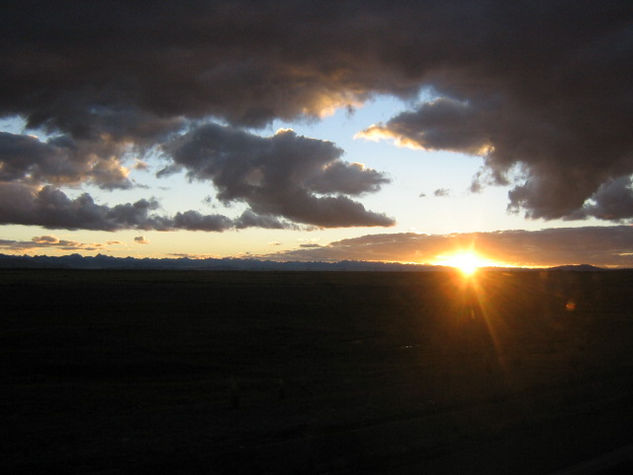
[3,269,633,473]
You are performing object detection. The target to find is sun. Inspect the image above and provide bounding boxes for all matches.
[453,253,479,276]
[434,251,496,276]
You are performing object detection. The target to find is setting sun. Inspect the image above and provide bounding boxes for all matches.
[434,251,499,275]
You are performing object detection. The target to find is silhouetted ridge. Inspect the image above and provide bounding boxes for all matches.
[0,253,438,271]
[548,264,606,271]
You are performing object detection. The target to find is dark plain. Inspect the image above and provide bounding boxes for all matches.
[2,269,633,473]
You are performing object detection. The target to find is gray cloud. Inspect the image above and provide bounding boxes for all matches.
[0,1,630,222]
[265,226,633,267]
[0,182,290,232]
[0,132,132,189]
[0,182,168,230]
[359,82,633,220]
[565,176,633,221]
[172,210,234,232]
[234,210,291,230]
[134,236,149,244]
[360,99,493,155]
[433,188,450,197]
[0,106,184,190]
[306,161,387,195]
[165,124,393,227]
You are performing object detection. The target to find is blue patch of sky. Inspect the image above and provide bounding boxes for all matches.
[0,115,28,134]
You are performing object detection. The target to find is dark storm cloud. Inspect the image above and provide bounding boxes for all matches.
[0,182,276,232]
[1,1,406,130]
[165,124,393,227]
[266,227,633,267]
[0,1,631,221]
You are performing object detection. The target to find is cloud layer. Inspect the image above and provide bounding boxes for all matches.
[0,182,295,232]
[166,125,393,227]
[0,131,132,189]
[267,227,633,268]
[0,235,110,252]
[1,1,632,225]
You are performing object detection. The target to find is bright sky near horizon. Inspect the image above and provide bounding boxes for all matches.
[1,1,632,267]
[0,100,607,263]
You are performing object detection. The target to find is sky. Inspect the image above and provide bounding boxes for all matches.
[1,1,632,267]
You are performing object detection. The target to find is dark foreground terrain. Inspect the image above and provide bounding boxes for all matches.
[2,269,633,473]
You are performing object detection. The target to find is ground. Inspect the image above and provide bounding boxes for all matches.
[2,269,633,473]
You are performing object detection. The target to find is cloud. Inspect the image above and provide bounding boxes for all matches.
[0,182,289,232]
[0,132,132,189]
[357,99,494,155]
[32,235,58,244]
[0,183,154,230]
[2,2,390,131]
[358,85,633,220]
[563,176,633,221]
[0,234,109,252]
[359,85,633,220]
[133,159,149,171]
[134,236,149,244]
[264,226,633,267]
[0,1,631,221]
[234,210,291,230]
[165,124,393,227]
[172,210,234,232]
[433,188,450,197]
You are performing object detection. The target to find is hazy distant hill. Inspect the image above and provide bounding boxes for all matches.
[548,264,606,271]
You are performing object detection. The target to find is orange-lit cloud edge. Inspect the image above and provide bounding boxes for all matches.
[3,227,633,269]
[262,226,633,269]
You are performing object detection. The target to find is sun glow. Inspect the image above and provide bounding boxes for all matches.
[434,251,500,276]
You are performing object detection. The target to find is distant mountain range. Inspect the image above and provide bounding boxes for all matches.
[0,253,610,271]
[0,253,437,271]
